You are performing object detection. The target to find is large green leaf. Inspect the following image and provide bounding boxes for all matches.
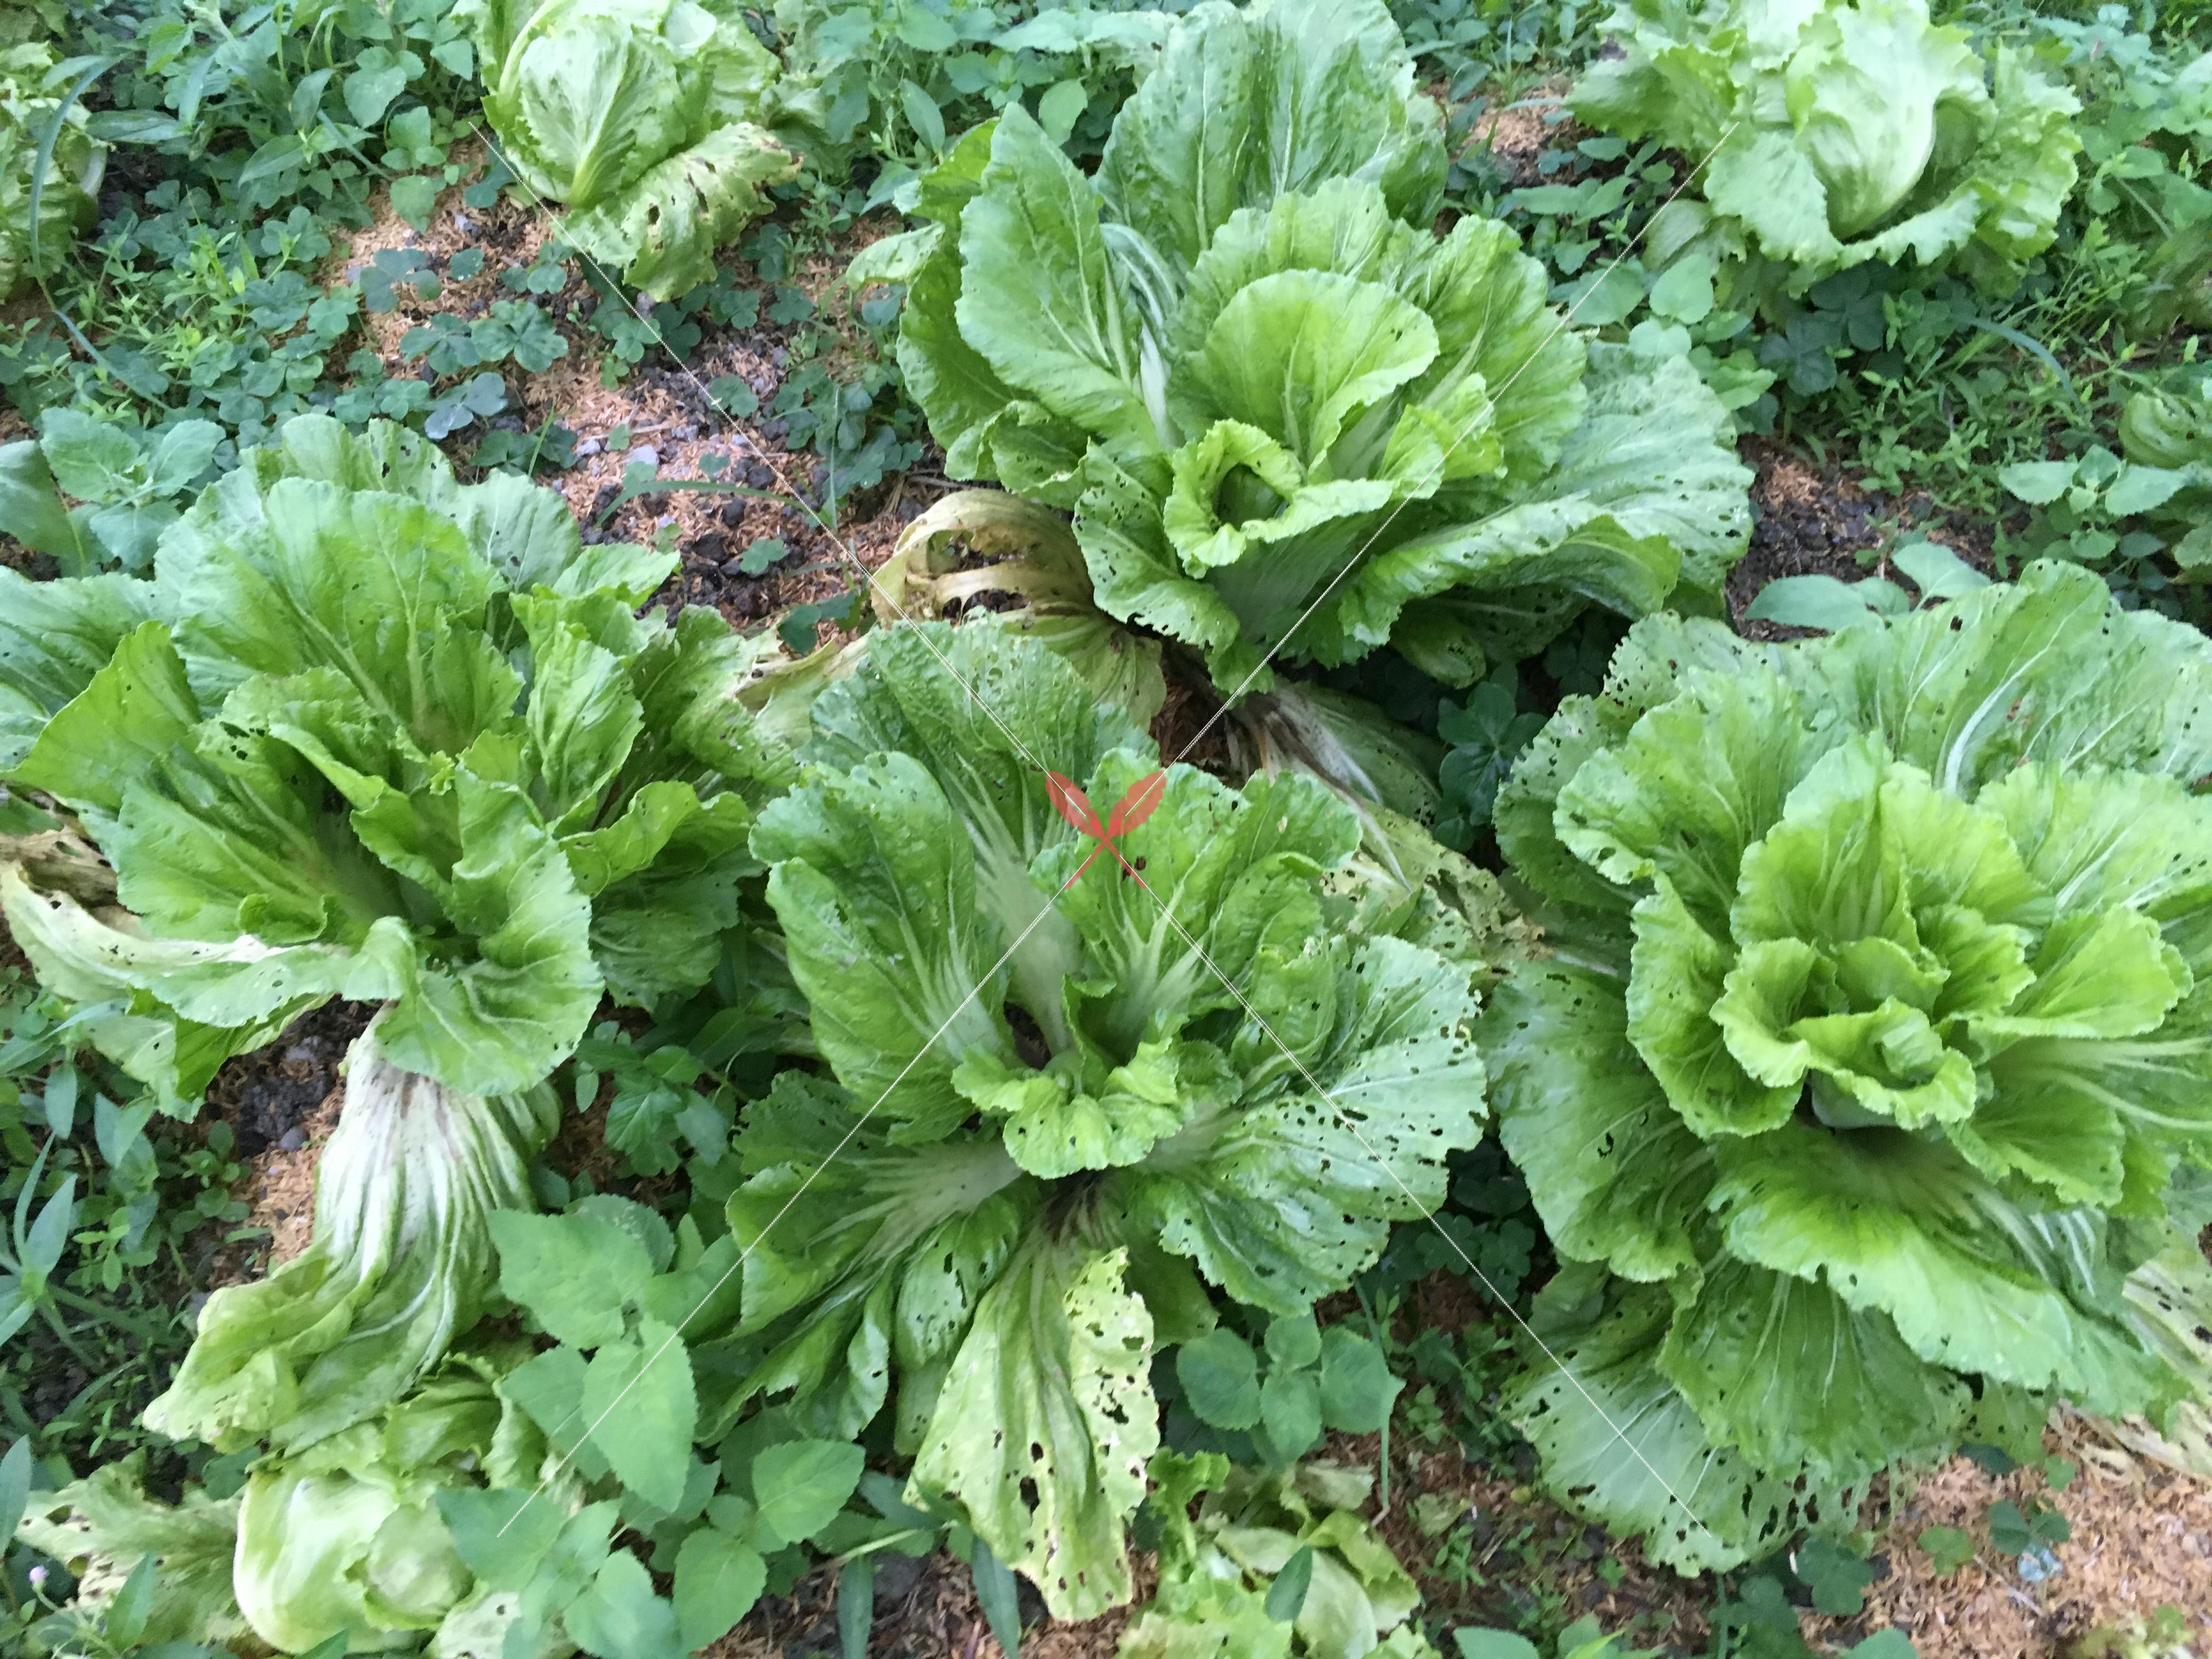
[563,123,796,302]
[800,621,1145,1047]
[372,761,602,1097]
[1709,1123,2171,1413]
[724,1073,1031,1443]
[1175,270,1438,466]
[481,6,701,207]
[1507,1269,1861,1574]
[1482,961,1712,1283]
[1784,0,1990,239]
[163,477,514,748]
[956,106,1158,458]
[0,569,159,769]
[1656,1257,1967,1483]
[15,1459,246,1650]
[1120,934,1485,1313]
[908,1237,1157,1621]
[755,752,1019,1139]
[1092,0,1444,287]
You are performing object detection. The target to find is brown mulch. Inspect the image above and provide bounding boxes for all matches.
[797,1389,2212,1659]
[202,1000,371,1159]
[235,1084,342,1267]
[199,1000,372,1283]
[1803,1424,2212,1659]
[1469,95,1571,188]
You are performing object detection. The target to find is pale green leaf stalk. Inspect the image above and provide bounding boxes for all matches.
[143,1018,557,1454]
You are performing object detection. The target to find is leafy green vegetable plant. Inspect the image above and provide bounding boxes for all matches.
[0,414,788,1109]
[1573,0,2081,303]
[460,0,800,299]
[14,1449,251,1654]
[0,410,224,576]
[1435,668,1547,848]
[721,622,1488,1617]
[876,0,1750,693]
[0,35,104,301]
[1485,561,2212,1570]
[24,1349,558,1655]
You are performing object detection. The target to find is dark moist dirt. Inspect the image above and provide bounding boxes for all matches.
[1726,437,1993,642]
[204,1000,374,1158]
[1147,656,1237,778]
[199,1001,373,1282]
[710,1544,1122,1659]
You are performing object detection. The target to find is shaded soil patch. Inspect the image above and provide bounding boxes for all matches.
[205,999,374,1159]
[709,1546,1107,1659]
[1727,438,1992,641]
[1727,439,1891,639]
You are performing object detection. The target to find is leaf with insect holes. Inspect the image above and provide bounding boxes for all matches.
[744,624,1486,1616]
[1106,770,1166,838]
[1489,562,2212,1573]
